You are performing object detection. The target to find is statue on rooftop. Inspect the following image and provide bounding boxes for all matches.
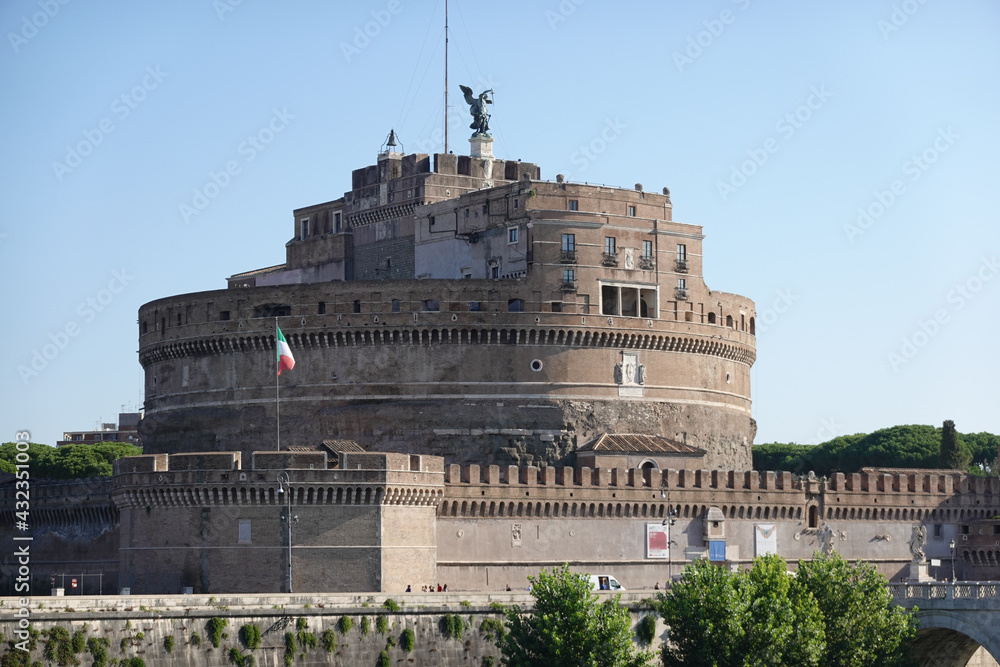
[460,85,493,137]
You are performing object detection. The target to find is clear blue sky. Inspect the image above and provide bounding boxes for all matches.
[2,0,998,449]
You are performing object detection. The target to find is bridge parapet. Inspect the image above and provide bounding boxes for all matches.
[890,582,1000,608]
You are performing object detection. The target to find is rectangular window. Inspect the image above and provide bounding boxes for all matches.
[317,302,326,315]
[551,301,563,312]
[353,300,362,313]
[482,203,488,214]
[642,240,653,258]
[423,299,439,311]
[219,311,231,321]
[508,227,519,244]
[513,198,519,209]
[934,524,943,538]
[429,215,435,227]
[563,268,575,283]
[568,200,579,211]
[461,267,472,279]
[604,237,616,255]
[465,209,470,218]
[238,519,251,544]
[491,265,500,279]
[333,211,342,232]
[677,278,686,290]
[627,205,636,217]
[391,299,401,313]
[562,233,576,251]
[677,244,687,261]
[469,301,481,311]
[301,218,309,238]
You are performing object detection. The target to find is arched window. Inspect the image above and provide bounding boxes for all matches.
[749,317,756,335]
[707,312,716,325]
[725,315,734,328]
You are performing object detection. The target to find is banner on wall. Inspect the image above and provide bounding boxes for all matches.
[646,523,669,559]
[755,523,777,556]
[709,540,726,562]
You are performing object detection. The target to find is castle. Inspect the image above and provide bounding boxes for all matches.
[3,133,998,600]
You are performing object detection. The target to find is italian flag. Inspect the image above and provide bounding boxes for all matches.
[276,326,295,375]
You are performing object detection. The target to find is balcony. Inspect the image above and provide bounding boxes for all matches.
[639,256,654,270]
[602,252,619,267]
[560,280,578,292]
[675,259,688,273]
[560,249,577,264]
[674,288,689,301]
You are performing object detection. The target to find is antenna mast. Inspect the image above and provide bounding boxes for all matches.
[444,0,449,155]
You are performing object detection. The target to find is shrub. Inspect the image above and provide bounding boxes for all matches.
[190,632,202,647]
[207,617,228,648]
[382,598,400,612]
[239,624,261,651]
[320,629,337,653]
[636,614,657,645]
[283,632,296,667]
[297,632,317,651]
[336,616,353,635]
[377,650,391,667]
[479,618,505,643]
[376,615,389,635]
[359,616,370,636]
[481,657,496,667]
[163,635,175,653]
[87,637,109,667]
[295,618,307,632]
[400,628,415,653]
[440,614,464,639]
[460,600,471,608]
[71,630,86,653]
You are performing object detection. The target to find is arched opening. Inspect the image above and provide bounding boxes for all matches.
[707,312,716,324]
[726,315,733,328]
[808,505,818,528]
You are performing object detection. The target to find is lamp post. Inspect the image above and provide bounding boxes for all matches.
[276,472,298,593]
[949,539,956,583]
[661,486,678,585]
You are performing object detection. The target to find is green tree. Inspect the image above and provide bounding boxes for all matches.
[496,564,652,667]
[657,556,824,667]
[0,441,142,479]
[940,420,970,470]
[794,553,917,667]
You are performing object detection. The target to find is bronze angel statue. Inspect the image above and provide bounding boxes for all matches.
[459,85,493,137]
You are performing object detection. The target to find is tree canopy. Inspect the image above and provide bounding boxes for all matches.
[656,554,917,667]
[496,564,652,667]
[0,442,142,479]
[753,424,997,476]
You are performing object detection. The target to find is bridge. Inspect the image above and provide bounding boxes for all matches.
[890,582,1000,666]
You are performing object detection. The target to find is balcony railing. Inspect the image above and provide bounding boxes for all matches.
[560,249,577,264]
[639,256,654,270]
[560,280,578,292]
[602,252,619,267]
[674,288,689,300]
[675,259,688,273]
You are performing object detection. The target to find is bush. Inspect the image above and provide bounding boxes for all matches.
[190,632,202,647]
[479,618,505,643]
[87,637,109,667]
[320,629,337,653]
[635,614,656,645]
[297,632,317,651]
[207,617,228,648]
[400,627,415,653]
[376,650,391,667]
[336,616,353,635]
[359,616,370,636]
[71,630,86,653]
[295,618,307,632]
[239,624,261,651]
[382,598,400,612]
[376,615,389,635]
[283,632,296,667]
[163,635,175,653]
[481,657,496,667]
[440,614,464,639]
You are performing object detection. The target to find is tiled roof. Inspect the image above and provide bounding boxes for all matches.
[577,433,704,456]
[227,264,287,280]
[321,439,366,453]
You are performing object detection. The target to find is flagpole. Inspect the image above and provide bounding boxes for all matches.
[275,317,280,452]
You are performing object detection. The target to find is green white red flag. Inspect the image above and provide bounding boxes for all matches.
[276,326,295,375]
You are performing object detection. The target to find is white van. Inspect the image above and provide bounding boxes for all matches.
[589,574,625,591]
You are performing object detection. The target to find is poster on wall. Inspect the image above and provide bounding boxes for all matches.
[755,523,777,556]
[646,523,669,559]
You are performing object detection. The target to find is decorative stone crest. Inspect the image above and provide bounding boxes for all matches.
[615,352,645,396]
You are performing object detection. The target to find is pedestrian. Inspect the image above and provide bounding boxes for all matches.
[406,584,411,592]
[437,583,442,592]
[443,583,448,592]
[654,582,659,590]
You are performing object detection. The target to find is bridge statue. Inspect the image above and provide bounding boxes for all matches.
[908,524,927,562]
[460,85,493,137]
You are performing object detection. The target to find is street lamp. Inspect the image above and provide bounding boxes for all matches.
[661,486,678,585]
[949,539,956,583]
[276,472,298,593]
